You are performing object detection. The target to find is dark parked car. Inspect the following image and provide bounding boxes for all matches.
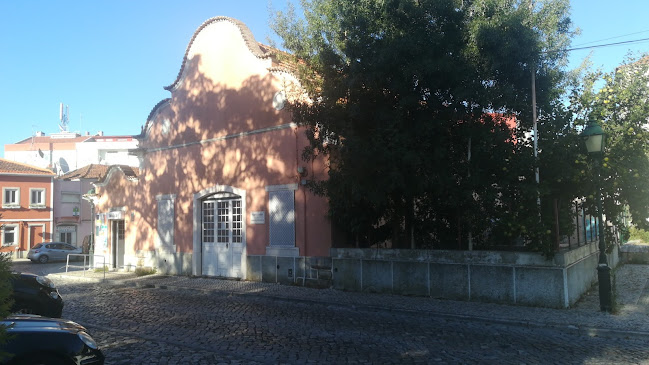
[0,314,105,365]
[9,272,63,318]
[27,242,83,264]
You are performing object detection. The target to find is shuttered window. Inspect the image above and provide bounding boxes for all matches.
[269,190,295,246]
[156,195,176,251]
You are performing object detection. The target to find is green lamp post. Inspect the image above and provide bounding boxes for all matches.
[580,119,612,312]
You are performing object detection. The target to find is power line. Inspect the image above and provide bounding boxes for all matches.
[572,29,649,47]
[544,37,649,54]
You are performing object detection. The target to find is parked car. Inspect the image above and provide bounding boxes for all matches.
[27,242,82,264]
[9,272,63,318]
[0,314,105,365]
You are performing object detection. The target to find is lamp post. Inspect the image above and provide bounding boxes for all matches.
[580,120,612,312]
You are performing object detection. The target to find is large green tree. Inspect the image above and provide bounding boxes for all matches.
[271,0,575,250]
[568,54,649,236]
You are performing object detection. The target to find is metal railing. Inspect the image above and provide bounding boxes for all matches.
[66,254,107,280]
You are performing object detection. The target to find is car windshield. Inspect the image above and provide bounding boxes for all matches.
[31,244,42,249]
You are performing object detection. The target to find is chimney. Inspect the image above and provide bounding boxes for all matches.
[97,131,104,136]
[35,131,45,137]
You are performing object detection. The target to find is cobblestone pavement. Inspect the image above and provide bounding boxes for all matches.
[11,260,649,363]
[55,282,649,364]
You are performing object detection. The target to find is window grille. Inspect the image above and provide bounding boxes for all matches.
[202,201,215,243]
[232,200,242,243]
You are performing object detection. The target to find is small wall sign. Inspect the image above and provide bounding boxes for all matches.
[250,211,265,224]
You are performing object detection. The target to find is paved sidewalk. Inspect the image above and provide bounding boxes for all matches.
[49,263,649,340]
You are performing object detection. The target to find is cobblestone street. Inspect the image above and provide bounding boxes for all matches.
[53,280,649,364]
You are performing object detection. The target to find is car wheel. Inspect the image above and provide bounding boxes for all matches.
[38,255,49,264]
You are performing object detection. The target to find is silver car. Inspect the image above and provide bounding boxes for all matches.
[27,242,82,264]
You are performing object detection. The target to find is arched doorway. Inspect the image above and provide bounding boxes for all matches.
[194,185,246,278]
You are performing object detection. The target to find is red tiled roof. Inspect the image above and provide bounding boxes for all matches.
[0,158,55,175]
[95,165,140,185]
[12,135,92,145]
[57,164,111,181]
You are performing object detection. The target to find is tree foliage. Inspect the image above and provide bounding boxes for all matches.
[568,54,649,233]
[271,0,576,251]
[0,252,13,361]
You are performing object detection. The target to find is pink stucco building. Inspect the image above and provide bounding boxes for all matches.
[0,158,55,257]
[93,17,332,280]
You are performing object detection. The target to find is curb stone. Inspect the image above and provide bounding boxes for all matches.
[50,271,649,341]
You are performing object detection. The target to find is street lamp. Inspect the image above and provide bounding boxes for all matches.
[580,119,612,312]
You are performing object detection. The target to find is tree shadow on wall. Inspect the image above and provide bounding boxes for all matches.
[103,54,302,265]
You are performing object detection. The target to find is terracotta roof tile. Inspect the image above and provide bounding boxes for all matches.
[95,165,140,185]
[0,158,55,175]
[57,164,111,181]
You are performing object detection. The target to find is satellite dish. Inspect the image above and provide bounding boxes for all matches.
[58,157,70,173]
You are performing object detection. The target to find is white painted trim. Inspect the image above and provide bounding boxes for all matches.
[27,223,46,248]
[156,194,177,202]
[192,184,247,277]
[147,123,298,153]
[265,183,298,192]
[2,186,20,208]
[29,187,46,207]
[1,223,19,246]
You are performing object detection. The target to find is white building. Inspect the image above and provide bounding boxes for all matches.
[4,131,139,175]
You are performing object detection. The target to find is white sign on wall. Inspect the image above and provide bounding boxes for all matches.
[250,211,265,224]
[107,211,124,220]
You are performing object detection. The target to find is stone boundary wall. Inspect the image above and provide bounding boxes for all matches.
[620,242,649,264]
[246,242,621,308]
[329,243,620,308]
[247,255,331,285]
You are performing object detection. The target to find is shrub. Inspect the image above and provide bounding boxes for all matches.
[629,226,649,243]
[135,267,157,276]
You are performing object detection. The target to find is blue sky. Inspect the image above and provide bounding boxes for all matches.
[1,0,647,158]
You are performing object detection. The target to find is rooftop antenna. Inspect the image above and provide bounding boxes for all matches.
[59,103,69,132]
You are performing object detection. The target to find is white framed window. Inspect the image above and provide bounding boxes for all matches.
[2,187,20,208]
[57,225,77,245]
[1,224,18,246]
[29,188,46,208]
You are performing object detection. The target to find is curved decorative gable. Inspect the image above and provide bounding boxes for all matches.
[164,16,273,92]
[143,98,172,140]
[141,16,304,149]
[94,165,139,187]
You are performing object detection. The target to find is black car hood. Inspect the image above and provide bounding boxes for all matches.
[11,271,37,279]
[2,314,86,333]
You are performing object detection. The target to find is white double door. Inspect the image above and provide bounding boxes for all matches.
[201,199,244,278]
